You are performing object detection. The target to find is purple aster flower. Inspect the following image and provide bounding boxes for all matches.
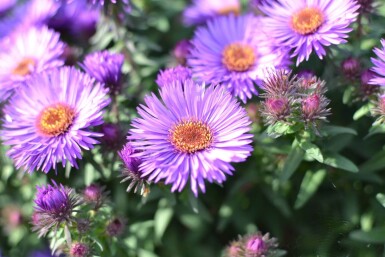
[118,143,150,196]
[21,0,60,28]
[0,67,110,173]
[33,181,80,236]
[128,80,253,196]
[188,14,290,103]
[69,242,90,257]
[260,0,359,65]
[48,0,100,43]
[0,26,65,101]
[370,39,385,86]
[80,50,124,95]
[155,66,192,87]
[183,0,241,26]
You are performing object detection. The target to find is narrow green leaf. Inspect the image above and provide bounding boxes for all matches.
[322,125,358,136]
[294,169,327,209]
[323,153,359,172]
[300,141,324,163]
[343,87,354,104]
[154,199,174,241]
[376,193,385,208]
[280,146,304,181]
[360,149,385,173]
[350,227,385,243]
[353,104,371,120]
[365,125,385,139]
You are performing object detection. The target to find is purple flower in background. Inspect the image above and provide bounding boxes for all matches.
[360,69,378,98]
[0,0,16,16]
[48,0,100,43]
[183,0,241,26]
[173,39,192,65]
[106,217,126,237]
[29,249,55,257]
[128,80,253,196]
[99,123,124,150]
[83,184,107,209]
[370,39,385,86]
[155,66,192,87]
[341,57,361,80]
[118,143,149,195]
[260,0,359,65]
[81,50,124,95]
[188,14,290,103]
[0,67,110,173]
[33,181,80,236]
[0,26,64,101]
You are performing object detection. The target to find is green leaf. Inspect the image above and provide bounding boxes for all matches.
[294,169,327,209]
[350,227,385,243]
[353,104,371,120]
[299,141,324,163]
[376,193,385,208]
[359,149,385,173]
[365,125,385,139]
[323,153,359,172]
[322,125,357,136]
[343,87,354,104]
[154,199,174,241]
[280,146,305,181]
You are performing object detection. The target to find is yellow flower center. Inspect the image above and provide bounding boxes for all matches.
[217,5,241,16]
[36,103,75,136]
[291,7,324,35]
[222,43,256,72]
[12,57,36,76]
[170,120,213,153]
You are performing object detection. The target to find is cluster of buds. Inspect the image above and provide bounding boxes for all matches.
[224,232,280,257]
[260,69,331,134]
[31,181,127,256]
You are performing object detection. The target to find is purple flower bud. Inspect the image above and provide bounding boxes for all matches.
[106,217,125,237]
[261,69,296,97]
[302,94,320,115]
[246,235,266,255]
[225,242,242,257]
[81,50,124,95]
[118,143,150,196]
[70,242,90,257]
[173,40,191,65]
[155,66,192,88]
[341,57,360,80]
[33,181,80,237]
[100,123,124,150]
[360,69,378,97]
[358,0,375,14]
[83,184,102,202]
[262,97,291,125]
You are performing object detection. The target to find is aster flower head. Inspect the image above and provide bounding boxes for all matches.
[261,97,291,125]
[225,232,279,257]
[183,0,241,26]
[81,50,124,95]
[260,0,359,65]
[82,184,107,209]
[155,66,192,88]
[69,242,90,257]
[128,80,253,196]
[370,39,385,86]
[173,39,192,65]
[33,181,80,236]
[0,26,64,101]
[261,69,296,97]
[300,83,331,125]
[118,143,150,196]
[0,67,110,173]
[341,57,361,80]
[188,14,290,103]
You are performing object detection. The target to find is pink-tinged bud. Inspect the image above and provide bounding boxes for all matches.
[246,235,266,255]
[106,217,125,237]
[225,243,241,257]
[83,184,102,202]
[302,94,320,115]
[173,40,191,65]
[360,69,378,97]
[262,97,290,125]
[297,69,315,81]
[358,0,375,14]
[341,57,360,80]
[266,98,288,115]
[70,242,90,257]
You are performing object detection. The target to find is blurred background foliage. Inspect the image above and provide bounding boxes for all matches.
[3,0,385,257]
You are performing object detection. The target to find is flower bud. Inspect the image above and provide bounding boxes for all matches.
[262,97,291,125]
[70,242,90,257]
[360,69,378,97]
[245,235,266,256]
[341,57,360,80]
[173,40,191,65]
[106,217,125,237]
[100,123,124,150]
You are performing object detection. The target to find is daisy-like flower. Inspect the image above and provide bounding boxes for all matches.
[370,39,385,86]
[188,14,290,103]
[128,80,253,196]
[183,0,241,26]
[33,181,80,237]
[81,50,124,95]
[260,0,359,65]
[155,66,192,87]
[0,67,110,173]
[0,26,65,100]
